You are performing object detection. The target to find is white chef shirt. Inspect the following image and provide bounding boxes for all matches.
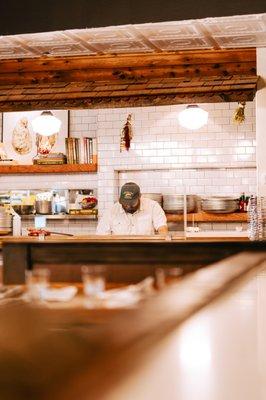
[96,197,167,235]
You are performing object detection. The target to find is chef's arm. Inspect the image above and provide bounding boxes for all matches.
[153,202,168,235]
[157,225,168,235]
[96,210,112,235]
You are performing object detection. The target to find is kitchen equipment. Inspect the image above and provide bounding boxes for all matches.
[0,206,12,235]
[27,228,73,237]
[49,231,74,237]
[35,200,52,215]
[163,195,196,214]
[12,205,35,215]
[142,193,163,206]
[0,205,21,236]
[201,196,239,213]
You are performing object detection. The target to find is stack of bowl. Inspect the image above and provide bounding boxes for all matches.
[142,193,163,206]
[12,205,35,215]
[0,207,12,235]
[201,196,239,213]
[162,195,196,214]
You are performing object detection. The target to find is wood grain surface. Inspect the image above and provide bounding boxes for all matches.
[0,164,97,174]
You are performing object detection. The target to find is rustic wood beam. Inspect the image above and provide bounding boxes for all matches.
[0,49,256,71]
[0,62,256,85]
[0,90,256,112]
[0,49,256,85]
[0,49,257,111]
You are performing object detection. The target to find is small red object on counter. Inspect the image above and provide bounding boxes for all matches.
[238,192,245,212]
[27,228,51,237]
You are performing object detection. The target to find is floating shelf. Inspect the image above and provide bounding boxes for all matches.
[0,164,97,174]
[166,212,247,223]
[20,214,98,220]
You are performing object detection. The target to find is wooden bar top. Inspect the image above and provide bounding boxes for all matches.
[0,234,250,246]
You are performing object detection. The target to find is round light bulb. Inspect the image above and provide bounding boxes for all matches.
[32,111,62,136]
[178,105,208,130]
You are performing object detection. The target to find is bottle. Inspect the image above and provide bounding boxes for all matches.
[239,192,245,212]
[12,213,22,236]
[244,196,250,212]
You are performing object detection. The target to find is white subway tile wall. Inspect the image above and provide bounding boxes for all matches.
[0,101,256,234]
[95,102,256,219]
[21,219,97,236]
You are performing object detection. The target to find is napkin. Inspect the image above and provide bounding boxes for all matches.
[95,277,155,308]
[40,286,78,302]
[0,286,23,300]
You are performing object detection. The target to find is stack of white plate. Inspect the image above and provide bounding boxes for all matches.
[201,196,239,213]
[142,193,163,206]
[163,195,196,214]
[0,208,12,234]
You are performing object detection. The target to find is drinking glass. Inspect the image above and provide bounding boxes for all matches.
[81,265,106,298]
[0,264,3,288]
[25,268,50,300]
[155,267,183,290]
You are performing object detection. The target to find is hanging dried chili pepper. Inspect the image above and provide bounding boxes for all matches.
[120,114,133,152]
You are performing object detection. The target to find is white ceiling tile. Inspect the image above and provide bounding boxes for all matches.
[0,13,265,59]
[87,40,153,53]
[203,14,266,36]
[0,46,35,58]
[18,31,77,45]
[147,37,213,50]
[213,33,266,48]
[134,20,201,39]
[0,36,35,58]
[73,26,153,53]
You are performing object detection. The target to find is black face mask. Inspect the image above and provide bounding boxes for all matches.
[124,206,138,214]
[122,199,140,214]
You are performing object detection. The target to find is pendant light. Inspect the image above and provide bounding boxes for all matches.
[178,105,208,130]
[32,111,62,136]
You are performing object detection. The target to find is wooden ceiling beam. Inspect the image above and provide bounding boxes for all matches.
[0,49,256,86]
[0,93,255,112]
[0,49,256,72]
[0,49,257,111]
[0,62,256,85]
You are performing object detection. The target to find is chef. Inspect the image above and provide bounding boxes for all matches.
[96,182,168,235]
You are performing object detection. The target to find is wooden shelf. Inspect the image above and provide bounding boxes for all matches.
[0,164,97,174]
[20,214,97,220]
[166,212,248,223]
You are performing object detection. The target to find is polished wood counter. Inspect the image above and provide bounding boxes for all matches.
[0,234,249,252]
[1,235,264,285]
[0,250,265,399]
[101,254,266,400]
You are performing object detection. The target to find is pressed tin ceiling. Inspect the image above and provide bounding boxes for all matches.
[0,13,265,59]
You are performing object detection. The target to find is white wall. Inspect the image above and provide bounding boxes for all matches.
[0,101,256,233]
[95,102,256,215]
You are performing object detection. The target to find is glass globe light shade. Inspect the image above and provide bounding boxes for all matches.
[32,111,62,136]
[178,105,208,130]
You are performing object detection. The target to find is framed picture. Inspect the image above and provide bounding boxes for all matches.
[1,110,69,164]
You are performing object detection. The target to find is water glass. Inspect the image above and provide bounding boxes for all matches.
[81,265,106,298]
[0,263,3,288]
[155,267,183,290]
[25,268,50,300]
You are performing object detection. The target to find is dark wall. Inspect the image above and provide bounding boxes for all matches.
[0,0,266,36]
